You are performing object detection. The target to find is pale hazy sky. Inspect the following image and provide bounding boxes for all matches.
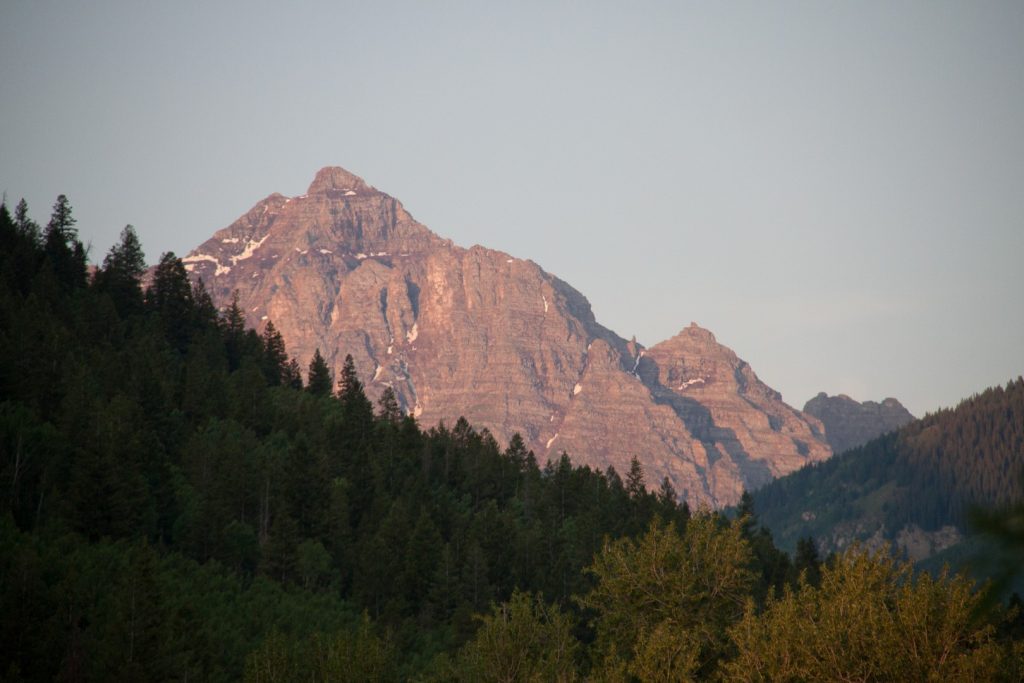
[2,1,1022,417]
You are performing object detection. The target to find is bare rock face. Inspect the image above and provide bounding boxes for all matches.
[183,167,832,507]
[803,393,915,455]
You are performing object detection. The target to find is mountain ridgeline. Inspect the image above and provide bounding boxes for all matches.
[2,197,1022,680]
[179,166,833,508]
[753,377,1024,559]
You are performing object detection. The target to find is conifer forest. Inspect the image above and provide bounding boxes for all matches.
[2,197,1023,681]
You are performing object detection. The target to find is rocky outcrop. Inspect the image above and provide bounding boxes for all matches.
[183,166,833,507]
[803,393,915,455]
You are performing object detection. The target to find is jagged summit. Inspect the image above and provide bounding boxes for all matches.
[679,322,717,343]
[306,166,372,195]
[653,323,720,351]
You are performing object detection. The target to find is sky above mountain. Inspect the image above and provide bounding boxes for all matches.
[2,1,1022,417]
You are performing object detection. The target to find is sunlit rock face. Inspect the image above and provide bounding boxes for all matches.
[804,392,915,455]
[184,167,832,507]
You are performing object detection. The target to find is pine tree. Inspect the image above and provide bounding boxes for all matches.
[0,200,39,295]
[376,386,402,423]
[794,536,822,587]
[737,490,756,536]
[337,354,363,401]
[95,224,146,316]
[222,291,247,371]
[191,277,219,328]
[145,252,194,352]
[338,354,374,425]
[284,357,303,390]
[626,456,646,499]
[657,476,677,506]
[260,320,287,386]
[306,349,333,397]
[43,194,87,290]
[14,198,40,246]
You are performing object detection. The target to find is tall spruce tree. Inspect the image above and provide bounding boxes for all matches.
[222,291,247,371]
[14,198,40,246]
[145,251,194,352]
[43,194,87,290]
[626,456,646,499]
[94,224,146,316]
[306,349,333,397]
[337,354,373,425]
[376,386,402,424]
[260,321,287,386]
[284,357,303,390]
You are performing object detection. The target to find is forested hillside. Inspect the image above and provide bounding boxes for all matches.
[752,375,1024,557]
[1,197,1020,681]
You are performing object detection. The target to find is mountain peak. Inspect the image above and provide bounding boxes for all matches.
[674,322,717,344]
[183,170,833,508]
[307,166,371,195]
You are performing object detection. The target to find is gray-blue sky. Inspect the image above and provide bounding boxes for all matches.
[2,1,1022,417]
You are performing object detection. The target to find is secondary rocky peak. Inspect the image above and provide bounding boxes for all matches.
[804,392,915,455]
[307,166,371,195]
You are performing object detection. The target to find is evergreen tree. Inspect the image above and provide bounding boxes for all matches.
[14,198,41,246]
[94,224,146,316]
[221,291,248,371]
[145,251,194,352]
[376,386,402,423]
[191,277,219,329]
[337,354,373,423]
[657,476,677,507]
[625,456,646,498]
[0,200,39,296]
[284,357,303,390]
[306,348,333,397]
[337,355,374,466]
[260,320,287,386]
[794,536,822,587]
[43,194,87,289]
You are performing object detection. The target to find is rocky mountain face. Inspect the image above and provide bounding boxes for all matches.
[803,393,915,455]
[182,167,832,507]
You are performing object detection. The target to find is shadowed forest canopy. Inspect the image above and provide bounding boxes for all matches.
[1,197,1021,680]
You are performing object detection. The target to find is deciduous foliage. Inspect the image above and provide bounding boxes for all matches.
[579,514,756,681]
[447,590,578,682]
[726,546,1007,682]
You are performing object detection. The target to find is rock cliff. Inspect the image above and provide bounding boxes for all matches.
[803,393,915,455]
[183,167,832,507]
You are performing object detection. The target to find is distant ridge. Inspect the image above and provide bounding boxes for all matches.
[753,377,1024,559]
[804,392,914,454]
